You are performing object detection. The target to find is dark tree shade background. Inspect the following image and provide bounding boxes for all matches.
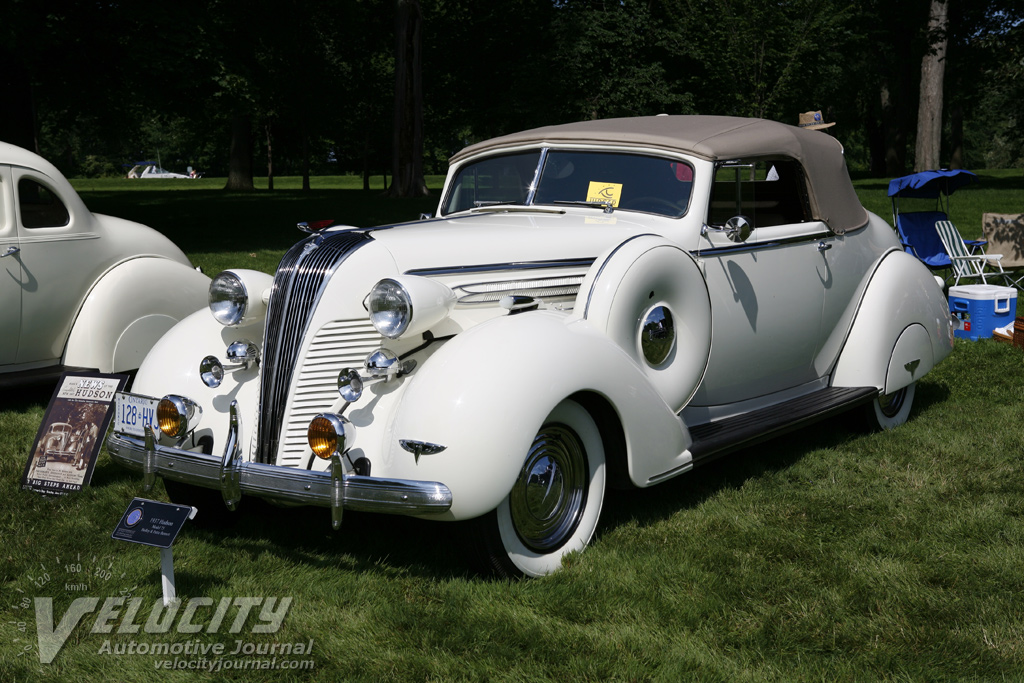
[2,0,1022,187]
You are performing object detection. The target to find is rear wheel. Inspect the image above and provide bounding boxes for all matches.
[865,382,916,430]
[474,399,606,578]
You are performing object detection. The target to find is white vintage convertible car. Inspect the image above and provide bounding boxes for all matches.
[107,116,953,576]
[0,142,210,385]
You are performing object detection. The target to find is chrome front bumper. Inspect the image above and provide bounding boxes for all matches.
[105,401,452,528]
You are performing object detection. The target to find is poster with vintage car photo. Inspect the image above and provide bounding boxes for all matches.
[22,372,128,495]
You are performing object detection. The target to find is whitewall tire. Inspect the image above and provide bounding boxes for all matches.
[476,399,606,578]
[865,382,916,431]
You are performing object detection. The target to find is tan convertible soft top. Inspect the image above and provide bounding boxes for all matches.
[450,115,867,234]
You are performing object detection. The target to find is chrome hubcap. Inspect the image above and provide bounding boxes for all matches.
[509,424,588,552]
[878,387,907,418]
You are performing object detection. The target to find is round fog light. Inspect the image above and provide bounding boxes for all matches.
[158,396,190,439]
[308,413,353,459]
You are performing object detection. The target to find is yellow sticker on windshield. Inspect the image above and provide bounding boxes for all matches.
[587,181,622,207]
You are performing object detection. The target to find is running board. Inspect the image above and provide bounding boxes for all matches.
[687,386,878,465]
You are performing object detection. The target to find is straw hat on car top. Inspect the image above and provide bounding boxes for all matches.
[798,110,835,130]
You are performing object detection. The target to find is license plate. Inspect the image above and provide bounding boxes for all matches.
[114,392,159,437]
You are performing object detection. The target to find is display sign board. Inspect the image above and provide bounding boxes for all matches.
[21,372,129,495]
[112,498,195,549]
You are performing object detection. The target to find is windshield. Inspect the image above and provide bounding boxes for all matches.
[441,150,693,218]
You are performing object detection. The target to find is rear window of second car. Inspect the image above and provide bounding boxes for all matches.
[18,178,70,229]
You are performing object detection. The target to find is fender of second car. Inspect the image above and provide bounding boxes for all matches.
[63,256,212,373]
[384,310,692,521]
[829,249,953,393]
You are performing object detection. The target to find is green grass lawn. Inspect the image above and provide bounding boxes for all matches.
[1,173,1023,681]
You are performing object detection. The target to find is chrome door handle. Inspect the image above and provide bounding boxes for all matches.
[817,241,832,252]
[2,246,19,257]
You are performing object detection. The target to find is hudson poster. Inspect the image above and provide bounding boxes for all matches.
[21,372,128,495]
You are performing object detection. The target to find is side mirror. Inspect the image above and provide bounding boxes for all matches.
[724,215,753,243]
[701,215,753,243]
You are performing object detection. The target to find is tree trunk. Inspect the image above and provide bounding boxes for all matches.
[914,0,948,172]
[387,0,429,198]
[302,127,310,191]
[948,102,964,169]
[266,121,274,191]
[224,113,255,191]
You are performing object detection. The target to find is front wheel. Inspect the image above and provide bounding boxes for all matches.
[864,382,916,431]
[473,399,606,578]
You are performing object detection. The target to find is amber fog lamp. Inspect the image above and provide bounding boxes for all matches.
[157,395,201,439]
[308,413,352,459]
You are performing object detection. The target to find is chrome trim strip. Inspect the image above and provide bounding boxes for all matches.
[107,432,453,516]
[16,232,100,243]
[695,230,832,256]
[406,258,595,277]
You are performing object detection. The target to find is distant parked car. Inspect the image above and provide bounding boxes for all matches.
[126,163,192,179]
[0,141,210,385]
[107,116,953,577]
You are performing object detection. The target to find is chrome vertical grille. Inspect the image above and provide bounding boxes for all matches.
[256,231,372,464]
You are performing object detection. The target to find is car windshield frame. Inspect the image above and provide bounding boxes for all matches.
[441,149,694,219]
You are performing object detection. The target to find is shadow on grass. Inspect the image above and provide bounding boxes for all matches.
[599,377,951,536]
[104,381,949,584]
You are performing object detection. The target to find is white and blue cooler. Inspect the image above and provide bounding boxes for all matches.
[948,284,1017,340]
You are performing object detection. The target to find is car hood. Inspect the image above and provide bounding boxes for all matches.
[364,209,662,272]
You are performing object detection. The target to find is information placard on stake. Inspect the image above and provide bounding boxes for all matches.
[112,498,197,605]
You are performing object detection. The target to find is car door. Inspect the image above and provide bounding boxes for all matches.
[12,166,102,365]
[690,158,828,407]
[0,166,23,364]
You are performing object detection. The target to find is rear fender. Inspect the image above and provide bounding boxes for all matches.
[63,258,210,373]
[831,251,953,393]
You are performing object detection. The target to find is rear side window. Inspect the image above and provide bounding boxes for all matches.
[19,178,70,228]
[708,158,810,228]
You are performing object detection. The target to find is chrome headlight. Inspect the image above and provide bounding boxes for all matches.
[367,279,412,338]
[366,276,457,339]
[208,269,273,327]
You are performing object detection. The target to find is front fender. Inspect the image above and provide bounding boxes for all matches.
[131,307,264,449]
[831,250,953,392]
[386,311,689,520]
[63,257,211,373]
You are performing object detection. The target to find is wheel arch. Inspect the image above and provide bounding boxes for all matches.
[571,390,630,490]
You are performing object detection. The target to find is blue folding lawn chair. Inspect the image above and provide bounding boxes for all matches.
[888,169,986,280]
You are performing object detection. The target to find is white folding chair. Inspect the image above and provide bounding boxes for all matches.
[934,220,1023,289]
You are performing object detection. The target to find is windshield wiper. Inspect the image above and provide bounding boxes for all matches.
[552,200,614,214]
